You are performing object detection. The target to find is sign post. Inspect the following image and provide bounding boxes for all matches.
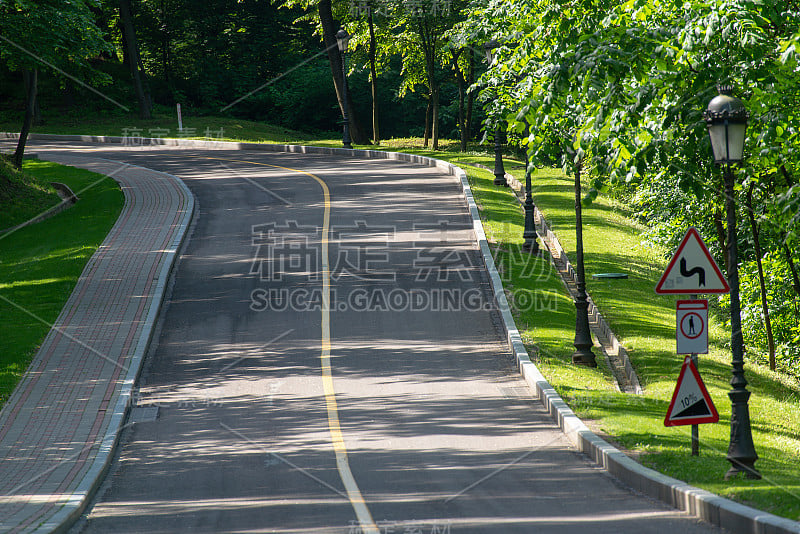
[657,228,728,455]
[678,296,708,454]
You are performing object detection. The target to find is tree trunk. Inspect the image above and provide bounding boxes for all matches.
[746,183,776,370]
[431,84,440,150]
[318,0,369,144]
[120,0,151,119]
[466,50,475,148]
[121,21,130,69]
[784,241,800,297]
[137,49,153,112]
[423,95,431,147]
[23,71,42,126]
[452,48,467,152]
[368,9,379,144]
[417,16,437,149]
[161,0,171,88]
[780,164,795,187]
[13,69,37,169]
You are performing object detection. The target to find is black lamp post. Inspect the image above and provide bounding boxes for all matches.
[336,28,352,149]
[521,120,539,254]
[484,40,508,187]
[570,158,597,367]
[704,86,761,480]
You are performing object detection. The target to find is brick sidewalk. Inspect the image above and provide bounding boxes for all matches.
[0,154,194,533]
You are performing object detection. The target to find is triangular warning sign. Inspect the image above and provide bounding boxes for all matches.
[664,356,719,427]
[655,227,730,294]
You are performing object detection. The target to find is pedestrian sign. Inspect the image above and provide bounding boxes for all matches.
[664,355,719,427]
[677,300,708,354]
[655,227,730,294]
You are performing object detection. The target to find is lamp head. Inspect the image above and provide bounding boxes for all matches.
[336,29,350,52]
[484,39,500,64]
[703,85,749,164]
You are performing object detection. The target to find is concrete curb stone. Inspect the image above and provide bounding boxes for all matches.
[0,146,195,533]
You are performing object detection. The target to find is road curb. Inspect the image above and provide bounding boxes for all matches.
[0,143,195,534]
[452,157,800,534]
[40,157,197,534]
[5,133,798,534]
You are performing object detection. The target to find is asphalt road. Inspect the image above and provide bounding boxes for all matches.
[20,141,723,534]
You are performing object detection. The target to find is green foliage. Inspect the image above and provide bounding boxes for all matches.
[0,0,111,85]
[239,60,342,132]
[0,0,484,141]
[129,0,318,110]
[740,252,800,378]
[457,0,800,376]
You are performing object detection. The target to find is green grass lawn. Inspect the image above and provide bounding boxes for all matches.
[0,160,123,407]
[2,114,797,520]
[0,108,333,145]
[0,157,61,230]
[480,164,800,521]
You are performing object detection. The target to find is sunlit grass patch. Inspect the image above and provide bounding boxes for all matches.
[0,160,123,407]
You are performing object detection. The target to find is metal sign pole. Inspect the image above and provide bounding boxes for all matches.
[690,294,699,456]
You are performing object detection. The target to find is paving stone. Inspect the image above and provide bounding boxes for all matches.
[0,154,194,533]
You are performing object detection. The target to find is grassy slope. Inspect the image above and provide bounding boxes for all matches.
[0,161,124,406]
[2,115,797,519]
[493,166,800,520]
[0,158,61,229]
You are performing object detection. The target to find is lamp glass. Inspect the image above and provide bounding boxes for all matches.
[708,121,746,164]
[336,30,349,52]
[484,39,499,64]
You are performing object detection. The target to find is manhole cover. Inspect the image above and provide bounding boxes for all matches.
[592,273,628,279]
[129,406,159,423]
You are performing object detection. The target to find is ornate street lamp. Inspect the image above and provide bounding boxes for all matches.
[484,40,508,187]
[520,120,539,254]
[336,28,352,149]
[484,40,538,252]
[570,159,596,367]
[704,85,761,480]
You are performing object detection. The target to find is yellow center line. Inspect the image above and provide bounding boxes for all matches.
[181,154,378,533]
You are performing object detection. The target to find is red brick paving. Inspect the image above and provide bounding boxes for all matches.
[0,154,194,533]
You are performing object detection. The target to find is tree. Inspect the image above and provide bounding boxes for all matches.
[365,3,381,143]
[318,0,370,144]
[272,0,370,143]
[745,180,776,369]
[449,46,477,152]
[119,0,151,118]
[0,0,109,167]
[378,0,467,149]
[459,0,800,371]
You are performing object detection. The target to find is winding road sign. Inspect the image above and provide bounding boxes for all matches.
[664,356,719,427]
[655,227,730,294]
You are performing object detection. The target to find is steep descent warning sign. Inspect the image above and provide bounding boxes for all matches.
[655,227,730,294]
[664,356,719,427]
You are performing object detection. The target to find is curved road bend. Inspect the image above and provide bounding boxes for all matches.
[21,140,722,534]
